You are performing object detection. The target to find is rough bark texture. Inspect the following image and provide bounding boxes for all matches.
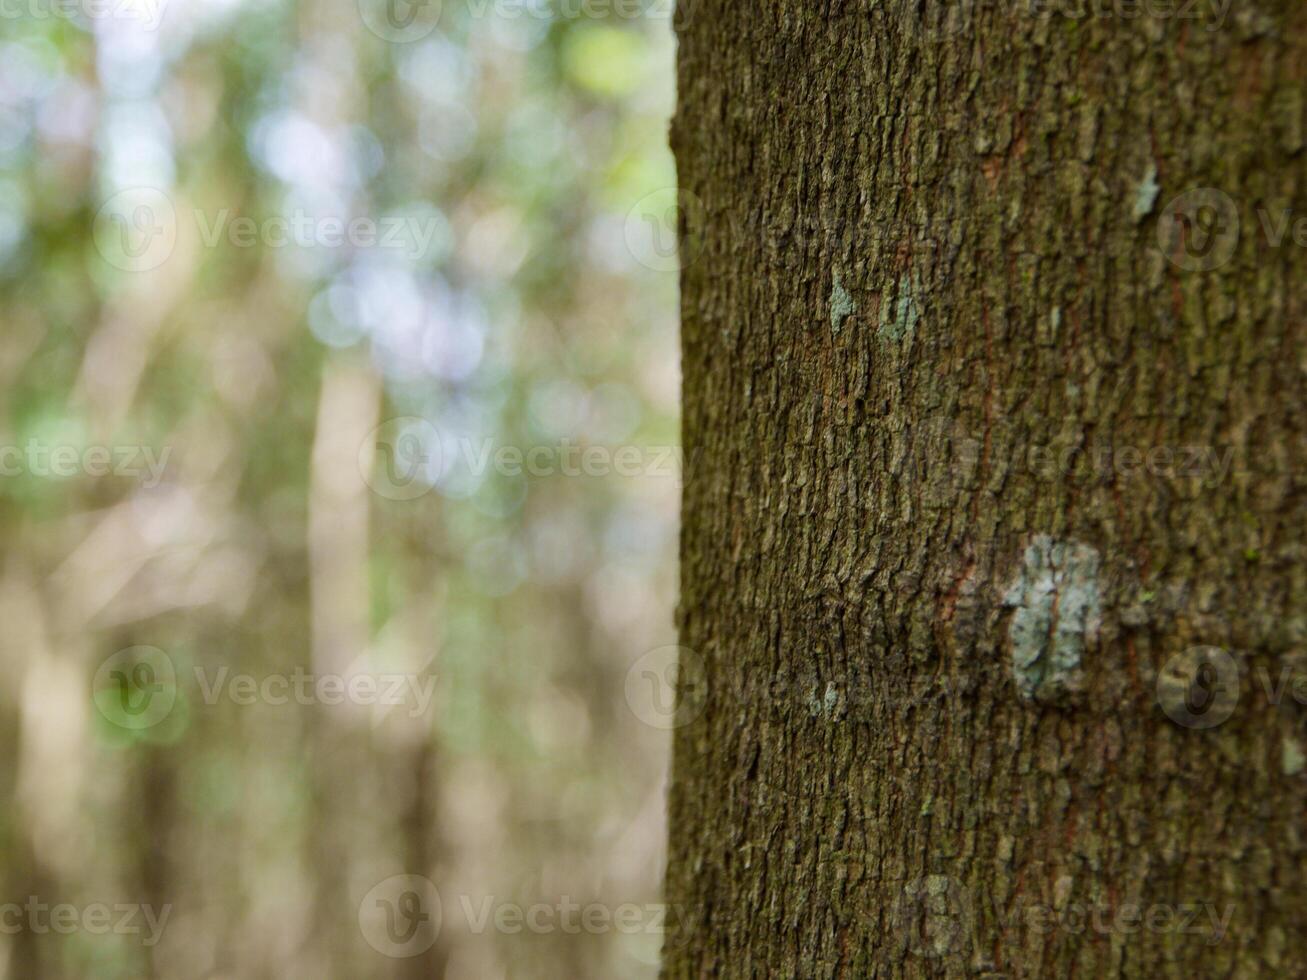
[664,2,1306,977]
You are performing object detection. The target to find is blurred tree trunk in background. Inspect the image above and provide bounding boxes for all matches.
[664,1,1305,976]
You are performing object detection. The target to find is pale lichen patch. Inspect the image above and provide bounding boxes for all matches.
[829,273,856,335]
[1038,305,1062,346]
[823,681,839,715]
[807,680,842,719]
[1283,738,1305,776]
[1002,535,1103,702]
[1132,163,1160,224]
[878,275,920,343]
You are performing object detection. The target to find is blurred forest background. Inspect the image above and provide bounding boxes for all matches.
[0,0,682,976]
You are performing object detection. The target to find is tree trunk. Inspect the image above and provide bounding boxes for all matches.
[663,2,1305,976]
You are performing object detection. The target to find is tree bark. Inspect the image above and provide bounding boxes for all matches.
[663,2,1306,976]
